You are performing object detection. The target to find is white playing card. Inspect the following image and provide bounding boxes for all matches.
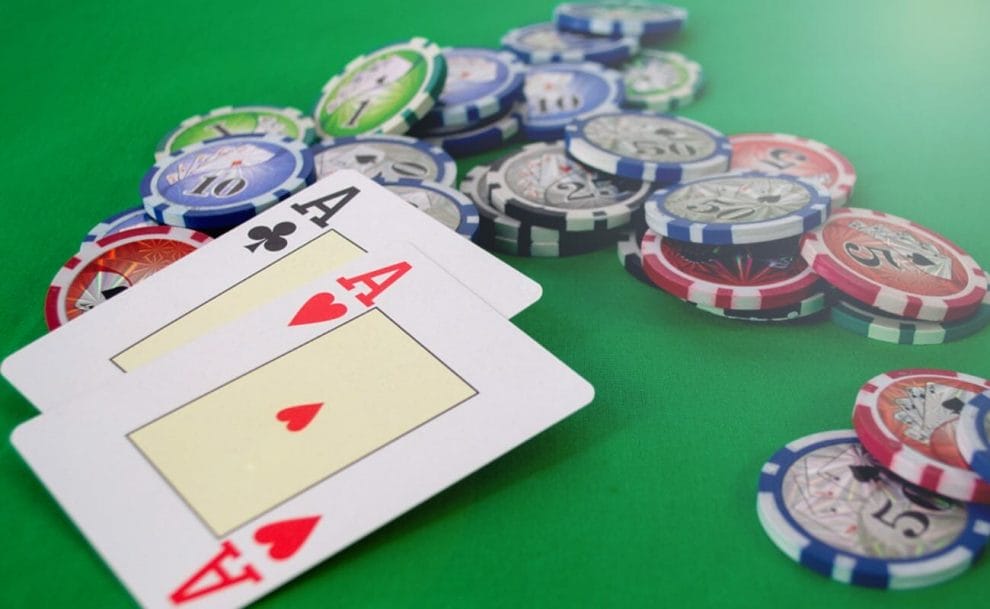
[2,170,541,412]
[12,242,593,609]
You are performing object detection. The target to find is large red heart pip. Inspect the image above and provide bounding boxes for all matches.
[289,292,348,326]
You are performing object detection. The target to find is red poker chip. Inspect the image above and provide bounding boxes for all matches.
[728,133,856,207]
[800,207,987,322]
[852,368,990,503]
[639,229,821,310]
[45,225,212,330]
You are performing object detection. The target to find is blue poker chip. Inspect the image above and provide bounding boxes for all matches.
[520,62,623,141]
[374,177,479,238]
[501,22,638,65]
[554,2,688,38]
[81,205,160,250]
[414,48,524,131]
[757,430,990,589]
[311,134,457,187]
[564,111,730,182]
[644,171,831,245]
[424,108,521,157]
[140,134,313,231]
[958,391,990,483]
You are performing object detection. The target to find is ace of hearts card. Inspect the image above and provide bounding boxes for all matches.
[11,241,594,609]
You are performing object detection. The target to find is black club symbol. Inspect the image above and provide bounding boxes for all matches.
[245,222,297,253]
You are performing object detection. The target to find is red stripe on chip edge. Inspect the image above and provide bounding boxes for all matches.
[645,232,821,309]
[94,224,177,247]
[641,232,690,299]
[43,285,64,331]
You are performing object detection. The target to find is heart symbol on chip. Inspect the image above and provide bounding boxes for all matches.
[289,292,348,326]
[276,403,323,432]
[253,516,321,561]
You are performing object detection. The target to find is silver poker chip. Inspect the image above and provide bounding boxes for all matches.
[661,174,813,224]
[581,113,718,162]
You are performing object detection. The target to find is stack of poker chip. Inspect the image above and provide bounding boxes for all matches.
[572,112,841,322]
[60,2,987,349]
[757,370,990,589]
[802,207,990,345]
[407,47,526,157]
[499,5,704,143]
[460,141,651,257]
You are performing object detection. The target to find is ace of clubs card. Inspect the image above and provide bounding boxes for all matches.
[2,170,541,412]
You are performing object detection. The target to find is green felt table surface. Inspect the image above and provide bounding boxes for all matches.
[2,0,989,607]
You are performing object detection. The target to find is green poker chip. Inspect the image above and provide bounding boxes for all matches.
[155,105,316,160]
[621,50,703,112]
[831,295,990,345]
[314,37,447,138]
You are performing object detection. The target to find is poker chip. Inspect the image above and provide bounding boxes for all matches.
[81,205,160,250]
[155,105,316,160]
[800,207,989,322]
[313,37,447,138]
[501,22,638,65]
[621,50,703,112]
[375,177,479,238]
[564,111,731,182]
[852,369,990,503]
[958,392,990,483]
[414,48,524,131]
[757,429,990,589]
[554,2,688,37]
[644,171,831,245]
[729,133,856,207]
[141,134,313,231]
[487,141,652,232]
[311,134,457,186]
[831,294,990,345]
[520,62,624,141]
[640,230,822,310]
[694,289,828,322]
[45,226,211,330]
[423,108,520,157]
[460,164,623,257]
[616,227,654,286]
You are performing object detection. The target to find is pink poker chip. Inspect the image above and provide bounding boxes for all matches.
[852,368,990,503]
[729,133,856,207]
[800,207,988,322]
[45,226,211,330]
[640,229,821,310]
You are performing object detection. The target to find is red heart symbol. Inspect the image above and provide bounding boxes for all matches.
[253,516,321,561]
[276,403,323,432]
[289,292,347,326]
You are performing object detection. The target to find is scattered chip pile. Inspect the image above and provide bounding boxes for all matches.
[48,2,710,329]
[758,371,990,589]
[24,0,990,592]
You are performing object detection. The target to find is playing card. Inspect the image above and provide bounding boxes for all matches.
[3,170,541,412]
[12,242,593,609]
